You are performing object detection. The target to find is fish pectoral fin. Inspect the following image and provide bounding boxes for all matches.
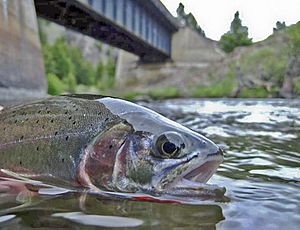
[0,169,46,186]
[0,169,75,196]
[0,179,37,203]
[0,169,58,192]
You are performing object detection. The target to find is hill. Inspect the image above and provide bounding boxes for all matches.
[115,22,300,99]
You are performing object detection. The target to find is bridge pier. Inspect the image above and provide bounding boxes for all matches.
[0,0,46,104]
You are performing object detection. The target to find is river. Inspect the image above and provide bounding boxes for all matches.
[0,98,299,229]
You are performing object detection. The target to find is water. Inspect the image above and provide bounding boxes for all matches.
[0,98,299,229]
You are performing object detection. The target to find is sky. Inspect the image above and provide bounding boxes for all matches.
[161,0,300,42]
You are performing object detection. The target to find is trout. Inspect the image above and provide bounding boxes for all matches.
[0,96,224,199]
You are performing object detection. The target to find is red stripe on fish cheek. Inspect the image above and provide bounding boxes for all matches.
[78,133,129,190]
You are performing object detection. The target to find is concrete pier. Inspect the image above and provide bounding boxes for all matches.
[0,0,46,104]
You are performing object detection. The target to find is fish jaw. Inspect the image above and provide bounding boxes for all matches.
[151,148,223,192]
[180,150,223,184]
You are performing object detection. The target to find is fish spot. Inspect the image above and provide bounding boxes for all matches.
[36,146,39,151]
[65,111,68,115]
[42,125,45,129]
[3,127,6,131]
[38,110,42,114]
[62,158,65,163]
[47,111,50,114]
[36,120,39,124]
[105,118,109,122]
[65,136,69,141]
[19,161,22,165]
[51,119,54,123]
[69,116,72,120]
[14,120,17,123]
[54,131,58,136]
[20,135,24,140]
[109,144,113,149]
[75,108,79,111]
[73,121,76,125]
[98,112,101,115]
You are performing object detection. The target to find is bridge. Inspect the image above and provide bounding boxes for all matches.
[34,0,178,62]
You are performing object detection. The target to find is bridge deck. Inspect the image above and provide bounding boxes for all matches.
[34,0,178,62]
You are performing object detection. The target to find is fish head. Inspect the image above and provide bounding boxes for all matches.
[82,98,223,194]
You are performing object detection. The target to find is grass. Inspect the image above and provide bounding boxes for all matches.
[148,87,180,99]
[120,87,181,100]
[192,68,237,98]
[294,79,300,94]
[239,87,269,98]
[121,91,145,101]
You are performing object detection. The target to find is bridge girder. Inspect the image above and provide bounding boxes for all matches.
[34,0,178,62]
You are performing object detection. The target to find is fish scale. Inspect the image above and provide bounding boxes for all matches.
[0,95,224,199]
[0,96,122,186]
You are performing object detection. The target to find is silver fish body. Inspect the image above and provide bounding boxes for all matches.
[0,96,223,197]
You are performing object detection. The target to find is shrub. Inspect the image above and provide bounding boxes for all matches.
[149,87,180,99]
[47,73,65,95]
[240,48,287,83]
[239,87,268,98]
[192,71,236,97]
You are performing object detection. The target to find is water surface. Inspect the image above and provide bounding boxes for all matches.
[0,98,299,229]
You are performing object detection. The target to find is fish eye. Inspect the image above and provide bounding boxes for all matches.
[153,132,185,159]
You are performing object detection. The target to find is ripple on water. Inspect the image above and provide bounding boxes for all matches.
[1,98,300,229]
[52,212,144,228]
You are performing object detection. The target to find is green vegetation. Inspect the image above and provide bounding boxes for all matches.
[121,87,180,101]
[149,87,180,99]
[294,79,300,94]
[38,20,116,96]
[287,22,300,95]
[42,37,116,95]
[219,11,252,53]
[176,3,205,36]
[287,22,300,56]
[47,73,65,95]
[240,48,287,84]
[38,17,300,99]
[121,91,145,101]
[192,70,237,98]
[228,22,300,97]
[273,21,286,32]
[239,87,268,98]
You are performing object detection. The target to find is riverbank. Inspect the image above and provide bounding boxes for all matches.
[35,20,300,101]
[114,22,300,100]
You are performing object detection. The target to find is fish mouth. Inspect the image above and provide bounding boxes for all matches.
[174,149,223,186]
[153,149,223,191]
[182,156,223,183]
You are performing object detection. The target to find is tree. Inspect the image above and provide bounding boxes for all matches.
[176,3,205,37]
[281,22,300,96]
[219,11,252,53]
[273,21,286,32]
[176,3,186,24]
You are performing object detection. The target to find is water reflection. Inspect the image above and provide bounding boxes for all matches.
[1,99,300,229]
[52,212,144,228]
[0,192,224,229]
[144,99,300,229]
